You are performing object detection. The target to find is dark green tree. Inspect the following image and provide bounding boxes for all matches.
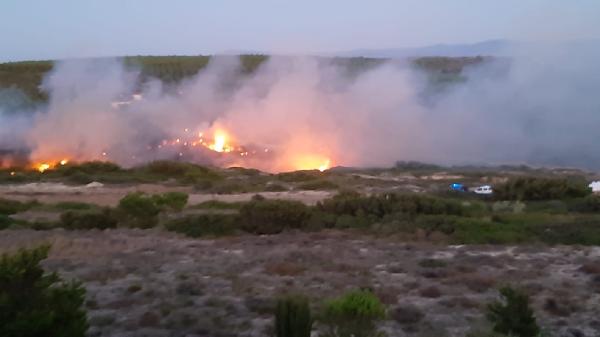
[486,286,540,337]
[275,295,312,337]
[0,245,88,337]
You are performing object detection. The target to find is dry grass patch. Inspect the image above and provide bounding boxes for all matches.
[264,261,306,276]
[580,262,600,275]
[419,285,443,298]
[454,274,496,293]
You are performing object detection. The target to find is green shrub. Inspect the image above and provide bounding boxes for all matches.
[494,177,591,201]
[297,180,338,191]
[277,171,321,182]
[317,192,465,219]
[415,215,459,235]
[264,183,288,192]
[227,167,262,176]
[524,200,568,214]
[60,209,118,230]
[321,289,386,337]
[239,199,311,234]
[275,295,312,337]
[306,211,338,229]
[164,214,237,237]
[26,221,60,231]
[66,172,93,184]
[0,245,88,337]
[58,161,122,175]
[452,220,531,244]
[0,198,34,215]
[0,214,13,230]
[151,192,189,211]
[334,214,372,229]
[191,200,244,210]
[209,181,249,194]
[117,192,160,228]
[137,160,221,183]
[567,195,600,213]
[486,286,540,337]
[534,219,600,245]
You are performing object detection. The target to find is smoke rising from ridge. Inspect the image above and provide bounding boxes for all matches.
[1,44,600,171]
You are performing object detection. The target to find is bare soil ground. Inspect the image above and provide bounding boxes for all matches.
[0,182,333,207]
[1,229,599,337]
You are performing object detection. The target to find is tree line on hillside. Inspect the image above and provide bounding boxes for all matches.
[0,55,487,106]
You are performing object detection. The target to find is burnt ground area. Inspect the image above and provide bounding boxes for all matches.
[1,229,599,337]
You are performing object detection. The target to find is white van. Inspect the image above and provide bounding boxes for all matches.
[590,181,600,193]
[473,185,493,195]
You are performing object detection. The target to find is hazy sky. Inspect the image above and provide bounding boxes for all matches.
[1,0,600,61]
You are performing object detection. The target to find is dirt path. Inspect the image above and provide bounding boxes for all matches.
[0,183,333,206]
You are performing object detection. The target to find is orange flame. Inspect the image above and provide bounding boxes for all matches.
[34,158,69,173]
[207,130,233,153]
[289,154,331,172]
[318,159,331,172]
[37,163,51,173]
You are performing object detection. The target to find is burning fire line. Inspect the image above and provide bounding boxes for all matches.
[35,159,69,173]
[30,128,332,173]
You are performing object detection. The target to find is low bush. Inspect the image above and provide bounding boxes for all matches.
[533,220,600,245]
[43,161,122,183]
[486,286,540,337]
[321,289,386,337]
[208,181,250,194]
[239,199,311,234]
[227,167,262,176]
[58,161,122,175]
[0,245,88,337]
[151,192,188,211]
[297,180,338,191]
[306,211,338,229]
[264,183,288,192]
[415,215,459,235]
[567,195,600,213]
[317,192,466,220]
[0,214,13,230]
[334,214,373,229]
[494,176,591,201]
[25,221,60,231]
[117,192,160,228]
[524,200,568,214]
[191,200,244,210]
[164,214,237,237]
[277,171,321,182]
[137,160,221,183]
[60,209,118,230]
[452,220,531,244]
[0,198,35,215]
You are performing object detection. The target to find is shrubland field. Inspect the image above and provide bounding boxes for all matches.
[1,160,600,337]
[0,55,487,107]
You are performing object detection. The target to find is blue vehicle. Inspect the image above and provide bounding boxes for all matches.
[450,183,468,192]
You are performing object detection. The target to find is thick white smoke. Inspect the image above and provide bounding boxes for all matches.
[2,44,600,171]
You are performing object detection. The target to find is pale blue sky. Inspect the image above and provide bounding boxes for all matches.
[1,0,599,61]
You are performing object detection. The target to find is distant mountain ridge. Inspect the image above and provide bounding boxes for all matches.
[338,39,600,58]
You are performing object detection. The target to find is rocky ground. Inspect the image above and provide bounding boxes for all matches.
[1,229,599,337]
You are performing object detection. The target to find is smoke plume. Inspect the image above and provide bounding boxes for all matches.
[2,44,600,172]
